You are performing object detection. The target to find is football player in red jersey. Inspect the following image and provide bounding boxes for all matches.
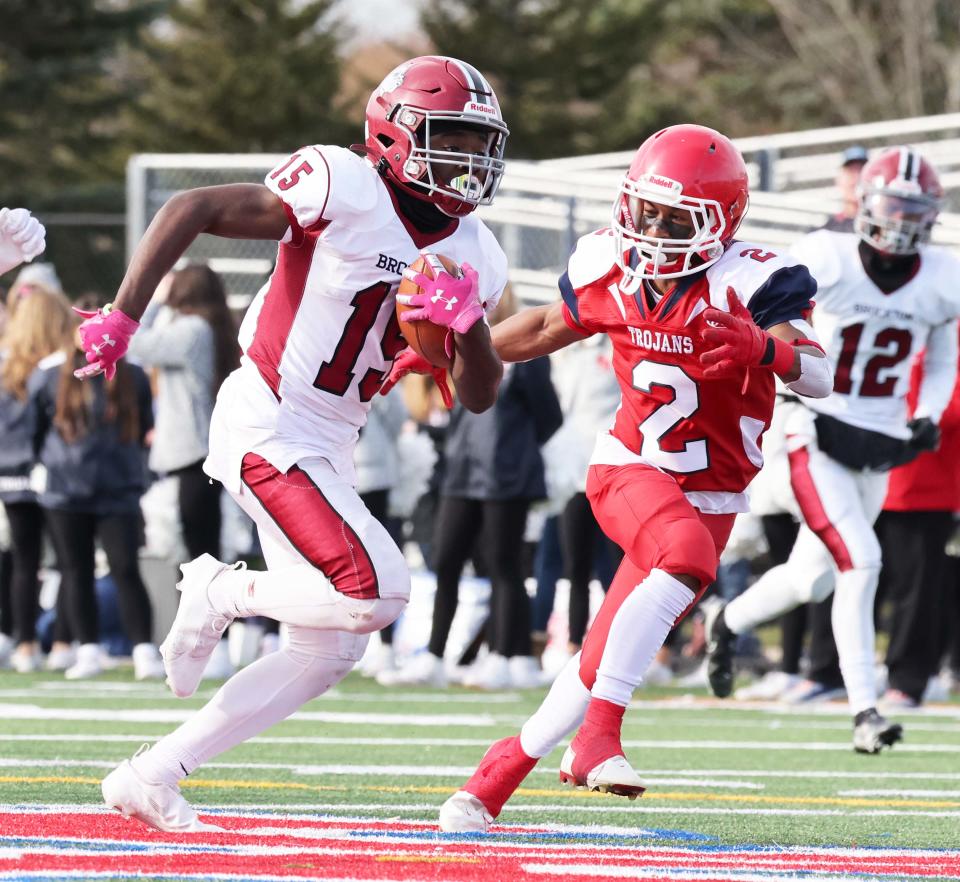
[72,56,511,833]
[419,124,834,832]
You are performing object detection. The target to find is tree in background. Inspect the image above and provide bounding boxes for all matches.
[0,0,163,296]
[417,0,681,158]
[766,0,960,123]
[126,0,354,154]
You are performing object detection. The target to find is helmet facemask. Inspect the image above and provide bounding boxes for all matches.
[612,174,730,281]
[382,108,507,216]
[856,190,940,256]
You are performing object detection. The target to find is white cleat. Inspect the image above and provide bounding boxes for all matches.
[160,554,238,698]
[101,759,221,833]
[439,790,494,833]
[558,745,646,800]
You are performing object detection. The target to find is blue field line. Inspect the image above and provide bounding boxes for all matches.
[0,836,236,855]
[351,826,716,845]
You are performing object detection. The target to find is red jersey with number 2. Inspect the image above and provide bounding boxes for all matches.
[560,229,816,506]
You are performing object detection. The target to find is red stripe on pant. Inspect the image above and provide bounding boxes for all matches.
[788,445,854,572]
[240,453,380,600]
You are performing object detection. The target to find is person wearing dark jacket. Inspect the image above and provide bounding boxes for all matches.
[0,286,73,672]
[386,288,564,689]
[29,307,163,680]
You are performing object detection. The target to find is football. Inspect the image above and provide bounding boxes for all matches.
[396,253,460,370]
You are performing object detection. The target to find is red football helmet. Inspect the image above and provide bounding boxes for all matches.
[365,56,509,218]
[612,125,749,280]
[855,146,942,255]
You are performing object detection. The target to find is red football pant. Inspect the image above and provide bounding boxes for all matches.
[579,464,735,689]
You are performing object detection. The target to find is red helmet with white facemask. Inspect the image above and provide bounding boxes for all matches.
[365,56,509,218]
[855,147,942,255]
[612,124,749,281]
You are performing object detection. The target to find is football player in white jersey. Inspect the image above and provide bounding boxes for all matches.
[74,55,510,832]
[707,146,960,753]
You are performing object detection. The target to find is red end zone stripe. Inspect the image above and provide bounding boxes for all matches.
[788,445,854,571]
[241,453,379,599]
[5,811,960,882]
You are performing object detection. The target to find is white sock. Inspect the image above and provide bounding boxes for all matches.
[592,569,694,706]
[831,566,880,715]
[520,653,590,758]
[133,639,356,783]
[724,562,832,634]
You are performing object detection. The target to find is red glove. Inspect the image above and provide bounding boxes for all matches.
[73,304,140,380]
[699,288,795,378]
[380,346,454,409]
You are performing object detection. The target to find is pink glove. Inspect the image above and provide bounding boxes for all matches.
[398,260,484,339]
[699,288,795,378]
[380,346,454,409]
[73,304,140,380]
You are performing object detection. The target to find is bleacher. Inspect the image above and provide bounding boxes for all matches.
[126,112,960,307]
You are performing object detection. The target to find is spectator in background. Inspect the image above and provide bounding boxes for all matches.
[877,338,960,707]
[387,286,563,689]
[30,299,163,680]
[128,266,239,563]
[821,145,869,232]
[6,263,62,304]
[126,264,241,679]
[354,392,408,678]
[546,335,623,668]
[0,207,48,670]
[0,287,73,672]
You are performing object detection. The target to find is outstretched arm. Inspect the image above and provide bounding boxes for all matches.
[700,288,832,397]
[114,184,289,321]
[492,301,587,363]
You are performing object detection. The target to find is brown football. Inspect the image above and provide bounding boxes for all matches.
[396,253,460,370]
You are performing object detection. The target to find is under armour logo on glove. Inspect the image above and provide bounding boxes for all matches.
[430,290,459,310]
[91,334,117,356]
[398,260,483,335]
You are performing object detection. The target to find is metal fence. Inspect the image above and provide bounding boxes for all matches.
[127,112,960,307]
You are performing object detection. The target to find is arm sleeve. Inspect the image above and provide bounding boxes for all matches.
[915,319,960,423]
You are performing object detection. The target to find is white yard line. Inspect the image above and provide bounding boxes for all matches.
[22,682,521,704]
[0,703,497,727]
[838,789,960,798]
[2,727,960,757]
[0,757,761,788]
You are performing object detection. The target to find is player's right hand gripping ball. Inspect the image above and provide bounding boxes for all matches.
[396,253,482,368]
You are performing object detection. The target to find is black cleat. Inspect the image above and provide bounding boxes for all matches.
[704,602,736,698]
[853,708,903,754]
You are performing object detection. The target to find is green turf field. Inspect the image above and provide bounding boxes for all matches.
[1,667,958,851]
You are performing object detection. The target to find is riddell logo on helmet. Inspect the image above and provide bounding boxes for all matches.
[644,174,682,192]
[464,101,497,115]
